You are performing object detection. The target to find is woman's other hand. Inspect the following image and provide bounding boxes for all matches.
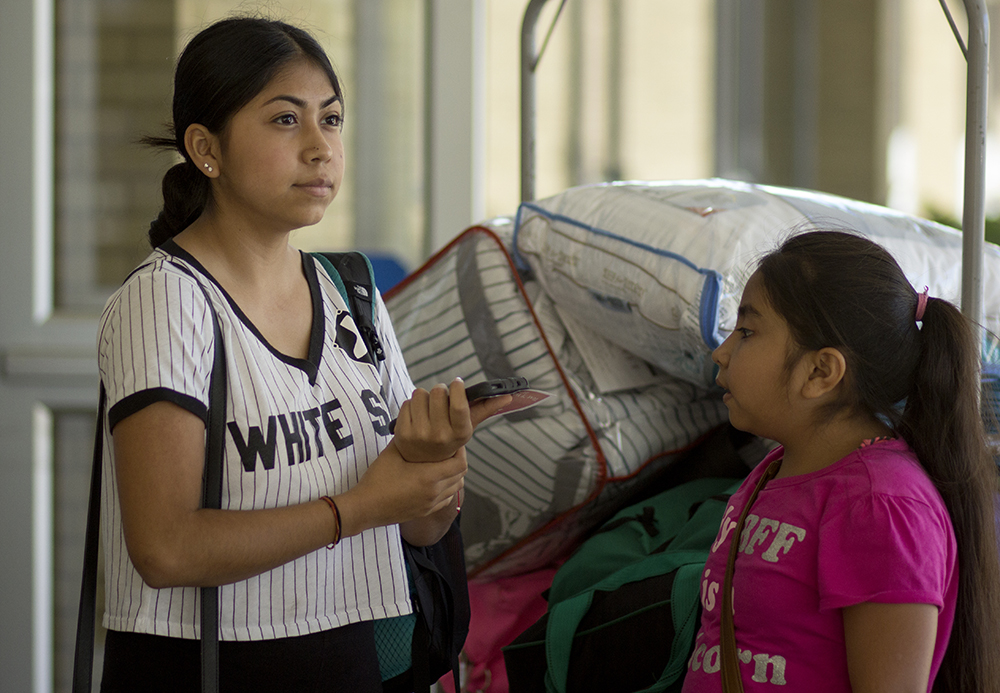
[337,440,467,538]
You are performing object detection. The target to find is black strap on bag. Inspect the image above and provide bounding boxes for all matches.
[72,276,227,693]
[72,386,107,692]
[316,251,385,365]
[199,295,228,693]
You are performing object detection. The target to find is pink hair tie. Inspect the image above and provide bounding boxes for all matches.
[915,286,930,322]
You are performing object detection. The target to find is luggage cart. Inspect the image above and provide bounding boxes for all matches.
[520,0,998,460]
[519,0,990,332]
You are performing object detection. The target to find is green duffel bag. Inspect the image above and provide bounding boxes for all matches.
[504,476,743,693]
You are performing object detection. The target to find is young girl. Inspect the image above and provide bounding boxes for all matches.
[682,231,1000,692]
[97,17,506,692]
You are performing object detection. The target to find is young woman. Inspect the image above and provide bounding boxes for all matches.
[682,231,1000,692]
[97,17,506,691]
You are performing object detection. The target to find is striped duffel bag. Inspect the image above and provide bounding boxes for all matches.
[384,222,727,579]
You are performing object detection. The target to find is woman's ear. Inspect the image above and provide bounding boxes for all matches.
[800,347,848,400]
[184,123,219,177]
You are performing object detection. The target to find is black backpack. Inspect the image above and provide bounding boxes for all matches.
[315,252,470,693]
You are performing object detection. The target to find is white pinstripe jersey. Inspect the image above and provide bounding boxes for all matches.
[97,242,415,641]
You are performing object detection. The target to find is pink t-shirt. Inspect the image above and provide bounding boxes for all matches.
[682,439,957,692]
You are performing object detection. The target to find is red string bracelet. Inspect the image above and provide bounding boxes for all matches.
[319,496,342,549]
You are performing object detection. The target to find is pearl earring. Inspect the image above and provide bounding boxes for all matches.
[203,163,213,173]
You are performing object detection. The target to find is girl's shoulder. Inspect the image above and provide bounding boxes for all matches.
[771,438,928,495]
[767,439,947,517]
[823,440,953,534]
[850,439,938,499]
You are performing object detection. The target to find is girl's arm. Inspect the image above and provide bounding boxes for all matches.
[113,401,466,588]
[842,601,938,692]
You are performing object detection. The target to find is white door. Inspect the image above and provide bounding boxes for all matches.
[0,1,171,689]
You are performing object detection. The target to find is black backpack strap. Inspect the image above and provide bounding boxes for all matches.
[410,617,432,693]
[73,274,227,693]
[161,257,228,692]
[314,252,385,366]
[199,287,227,693]
[72,386,106,692]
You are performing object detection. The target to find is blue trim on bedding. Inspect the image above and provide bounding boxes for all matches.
[699,271,725,349]
[513,201,726,348]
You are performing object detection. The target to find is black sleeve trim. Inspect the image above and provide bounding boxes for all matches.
[108,388,209,431]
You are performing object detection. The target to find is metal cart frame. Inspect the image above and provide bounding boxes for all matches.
[519,0,990,330]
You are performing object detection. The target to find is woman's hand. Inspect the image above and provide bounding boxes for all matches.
[336,441,467,538]
[399,487,463,547]
[393,378,512,462]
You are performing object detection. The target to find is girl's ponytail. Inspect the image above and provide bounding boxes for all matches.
[147,160,210,247]
[898,299,1000,693]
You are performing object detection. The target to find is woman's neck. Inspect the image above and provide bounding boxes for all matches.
[172,209,300,289]
[171,209,315,359]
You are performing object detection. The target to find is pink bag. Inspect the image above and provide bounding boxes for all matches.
[438,569,558,693]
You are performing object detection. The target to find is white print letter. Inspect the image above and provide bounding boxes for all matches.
[738,514,760,552]
[752,653,787,685]
[761,523,807,563]
[743,517,780,556]
[703,646,721,674]
[689,643,707,672]
[711,505,738,553]
[700,569,720,611]
[737,648,752,664]
[703,579,719,612]
[700,570,721,612]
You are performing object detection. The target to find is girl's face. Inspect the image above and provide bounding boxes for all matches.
[211,58,344,234]
[712,271,805,442]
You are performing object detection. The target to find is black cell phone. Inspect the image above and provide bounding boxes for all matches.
[464,376,530,402]
[387,376,530,434]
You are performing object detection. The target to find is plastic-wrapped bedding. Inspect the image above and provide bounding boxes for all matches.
[513,179,1000,388]
[985,332,1000,465]
[384,222,727,579]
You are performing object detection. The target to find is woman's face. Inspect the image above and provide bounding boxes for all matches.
[210,58,345,234]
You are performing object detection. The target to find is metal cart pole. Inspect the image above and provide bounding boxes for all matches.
[521,1,989,324]
[959,0,989,330]
[521,0,545,203]
[521,0,565,203]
